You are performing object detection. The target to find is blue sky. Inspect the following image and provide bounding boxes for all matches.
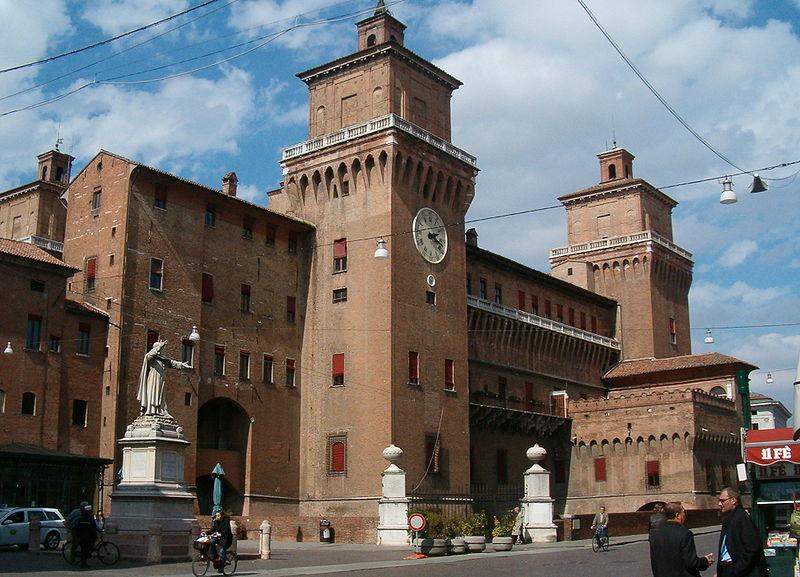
[1,0,798,417]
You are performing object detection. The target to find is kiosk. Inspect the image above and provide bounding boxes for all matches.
[744,428,799,577]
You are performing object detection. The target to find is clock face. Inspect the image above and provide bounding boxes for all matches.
[412,207,448,264]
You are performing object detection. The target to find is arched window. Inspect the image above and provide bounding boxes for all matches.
[709,386,727,398]
[21,392,36,415]
[41,166,48,180]
[608,164,617,179]
[367,34,376,47]
[55,166,64,182]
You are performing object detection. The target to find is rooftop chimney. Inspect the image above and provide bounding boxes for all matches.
[222,172,238,196]
[466,228,478,247]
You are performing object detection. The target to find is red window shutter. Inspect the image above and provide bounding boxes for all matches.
[408,351,419,380]
[286,358,295,370]
[595,458,607,482]
[287,296,296,313]
[146,330,159,351]
[331,441,345,473]
[202,273,214,302]
[445,359,454,385]
[669,318,676,333]
[518,290,526,310]
[646,460,660,475]
[86,258,97,279]
[332,353,345,376]
[241,284,251,295]
[531,295,538,313]
[214,345,225,356]
[333,238,347,258]
[525,382,534,403]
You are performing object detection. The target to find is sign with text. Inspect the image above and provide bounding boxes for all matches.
[746,443,800,466]
[754,462,800,480]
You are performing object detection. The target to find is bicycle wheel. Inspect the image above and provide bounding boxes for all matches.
[97,541,120,565]
[191,553,210,577]
[221,551,238,576]
[602,536,609,551]
[61,541,80,566]
[591,535,600,552]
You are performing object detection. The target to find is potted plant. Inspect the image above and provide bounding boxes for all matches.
[461,511,487,553]
[491,510,516,551]
[445,517,466,554]
[412,510,448,557]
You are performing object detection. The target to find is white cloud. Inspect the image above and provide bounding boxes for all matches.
[718,240,758,267]
[730,333,800,412]
[80,0,189,36]
[236,183,265,205]
[691,280,787,308]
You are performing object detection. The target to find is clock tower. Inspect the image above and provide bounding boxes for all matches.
[271,3,478,517]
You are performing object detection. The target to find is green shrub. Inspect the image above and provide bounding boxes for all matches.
[460,511,487,536]
[491,509,517,538]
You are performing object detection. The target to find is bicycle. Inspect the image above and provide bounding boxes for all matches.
[61,532,120,566]
[591,526,609,552]
[191,541,237,576]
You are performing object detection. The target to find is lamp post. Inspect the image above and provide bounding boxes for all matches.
[735,369,764,538]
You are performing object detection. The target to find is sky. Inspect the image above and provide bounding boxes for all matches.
[0,0,798,418]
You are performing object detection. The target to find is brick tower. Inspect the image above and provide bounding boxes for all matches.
[271,3,478,517]
[549,148,693,360]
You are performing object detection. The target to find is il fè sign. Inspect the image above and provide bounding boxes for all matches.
[745,443,800,466]
[755,462,800,480]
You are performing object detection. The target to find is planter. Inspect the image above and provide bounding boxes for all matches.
[413,538,448,556]
[463,535,486,553]
[491,536,514,551]
[447,537,466,554]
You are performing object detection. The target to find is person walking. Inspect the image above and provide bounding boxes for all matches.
[65,501,88,563]
[716,487,768,577]
[649,501,713,577]
[75,503,98,569]
[511,506,525,544]
[591,506,609,541]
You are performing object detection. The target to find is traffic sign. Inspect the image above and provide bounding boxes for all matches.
[408,512,427,532]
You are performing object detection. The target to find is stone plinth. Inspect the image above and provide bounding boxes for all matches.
[522,445,557,543]
[377,444,409,545]
[109,415,198,562]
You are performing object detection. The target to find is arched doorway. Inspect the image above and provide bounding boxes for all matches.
[196,398,250,515]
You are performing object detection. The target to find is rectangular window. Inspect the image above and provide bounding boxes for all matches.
[518,290,526,310]
[444,359,455,391]
[669,317,677,345]
[239,351,250,380]
[580,312,587,330]
[26,315,42,350]
[494,283,502,304]
[568,307,575,326]
[425,290,436,305]
[262,354,273,384]
[556,304,564,323]
[466,273,472,295]
[544,299,551,319]
[71,399,88,427]
[85,257,97,291]
[21,392,36,415]
[91,189,102,211]
[408,351,419,385]
[498,377,507,400]
[328,435,347,475]
[154,187,167,210]
[426,434,441,475]
[146,329,159,352]
[285,358,296,387]
[594,457,607,482]
[242,217,254,239]
[646,460,661,488]
[184,392,192,406]
[286,296,296,323]
[48,335,61,353]
[331,353,345,387]
[288,234,298,254]
[149,258,163,290]
[240,284,251,313]
[479,277,487,300]
[333,238,347,272]
[496,448,507,483]
[525,382,534,404]
[77,323,90,355]
[181,339,194,366]
[213,345,225,375]
[201,273,214,304]
[591,315,598,333]
[265,225,276,246]
[204,206,216,228]
[30,279,45,292]
[332,288,348,303]
[532,295,539,315]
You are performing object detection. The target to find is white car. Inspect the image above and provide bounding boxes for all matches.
[0,507,67,550]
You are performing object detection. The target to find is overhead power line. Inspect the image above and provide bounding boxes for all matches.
[0,0,226,75]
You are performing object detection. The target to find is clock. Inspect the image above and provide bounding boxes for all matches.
[412,207,448,264]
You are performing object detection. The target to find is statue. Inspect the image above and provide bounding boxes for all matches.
[137,340,191,417]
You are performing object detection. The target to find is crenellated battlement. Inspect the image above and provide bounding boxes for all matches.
[568,387,736,413]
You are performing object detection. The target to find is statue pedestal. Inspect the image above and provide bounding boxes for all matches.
[109,415,198,563]
[377,445,409,546]
[522,445,557,543]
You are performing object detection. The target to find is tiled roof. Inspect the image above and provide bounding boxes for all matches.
[0,237,75,270]
[65,299,109,319]
[604,352,757,379]
[749,392,770,400]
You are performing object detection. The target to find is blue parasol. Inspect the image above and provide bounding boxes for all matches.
[211,463,225,515]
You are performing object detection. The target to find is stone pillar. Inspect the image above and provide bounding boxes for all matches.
[259,520,272,559]
[377,444,409,546]
[146,524,162,564]
[28,518,41,551]
[522,444,557,543]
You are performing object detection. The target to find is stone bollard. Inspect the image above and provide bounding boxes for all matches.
[259,520,272,560]
[28,518,41,551]
[229,519,239,553]
[146,524,162,564]
[189,521,201,560]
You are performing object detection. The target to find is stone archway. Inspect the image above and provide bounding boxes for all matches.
[196,398,250,515]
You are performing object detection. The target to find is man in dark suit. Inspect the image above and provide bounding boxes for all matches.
[716,487,768,577]
[650,501,713,577]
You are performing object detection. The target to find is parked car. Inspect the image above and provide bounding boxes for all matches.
[0,507,67,550]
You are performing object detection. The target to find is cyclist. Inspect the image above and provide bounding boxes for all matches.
[208,507,233,573]
[590,506,609,545]
[75,503,98,568]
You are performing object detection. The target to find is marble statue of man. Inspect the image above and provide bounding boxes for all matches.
[137,340,191,417]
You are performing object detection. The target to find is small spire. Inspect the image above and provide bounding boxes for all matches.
[375,0,387,15]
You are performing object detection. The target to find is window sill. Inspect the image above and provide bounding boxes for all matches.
[407,381,421,387]
[444,387,456,394]
[263,381,274,386]
[205,224,216,230]
[76,353,90,358]
[332,269,347,275]
[91,209,100,217]
[202,301,214,307]
[149,287,164,293]
[154,206,167,212]
[242,235,253,241]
